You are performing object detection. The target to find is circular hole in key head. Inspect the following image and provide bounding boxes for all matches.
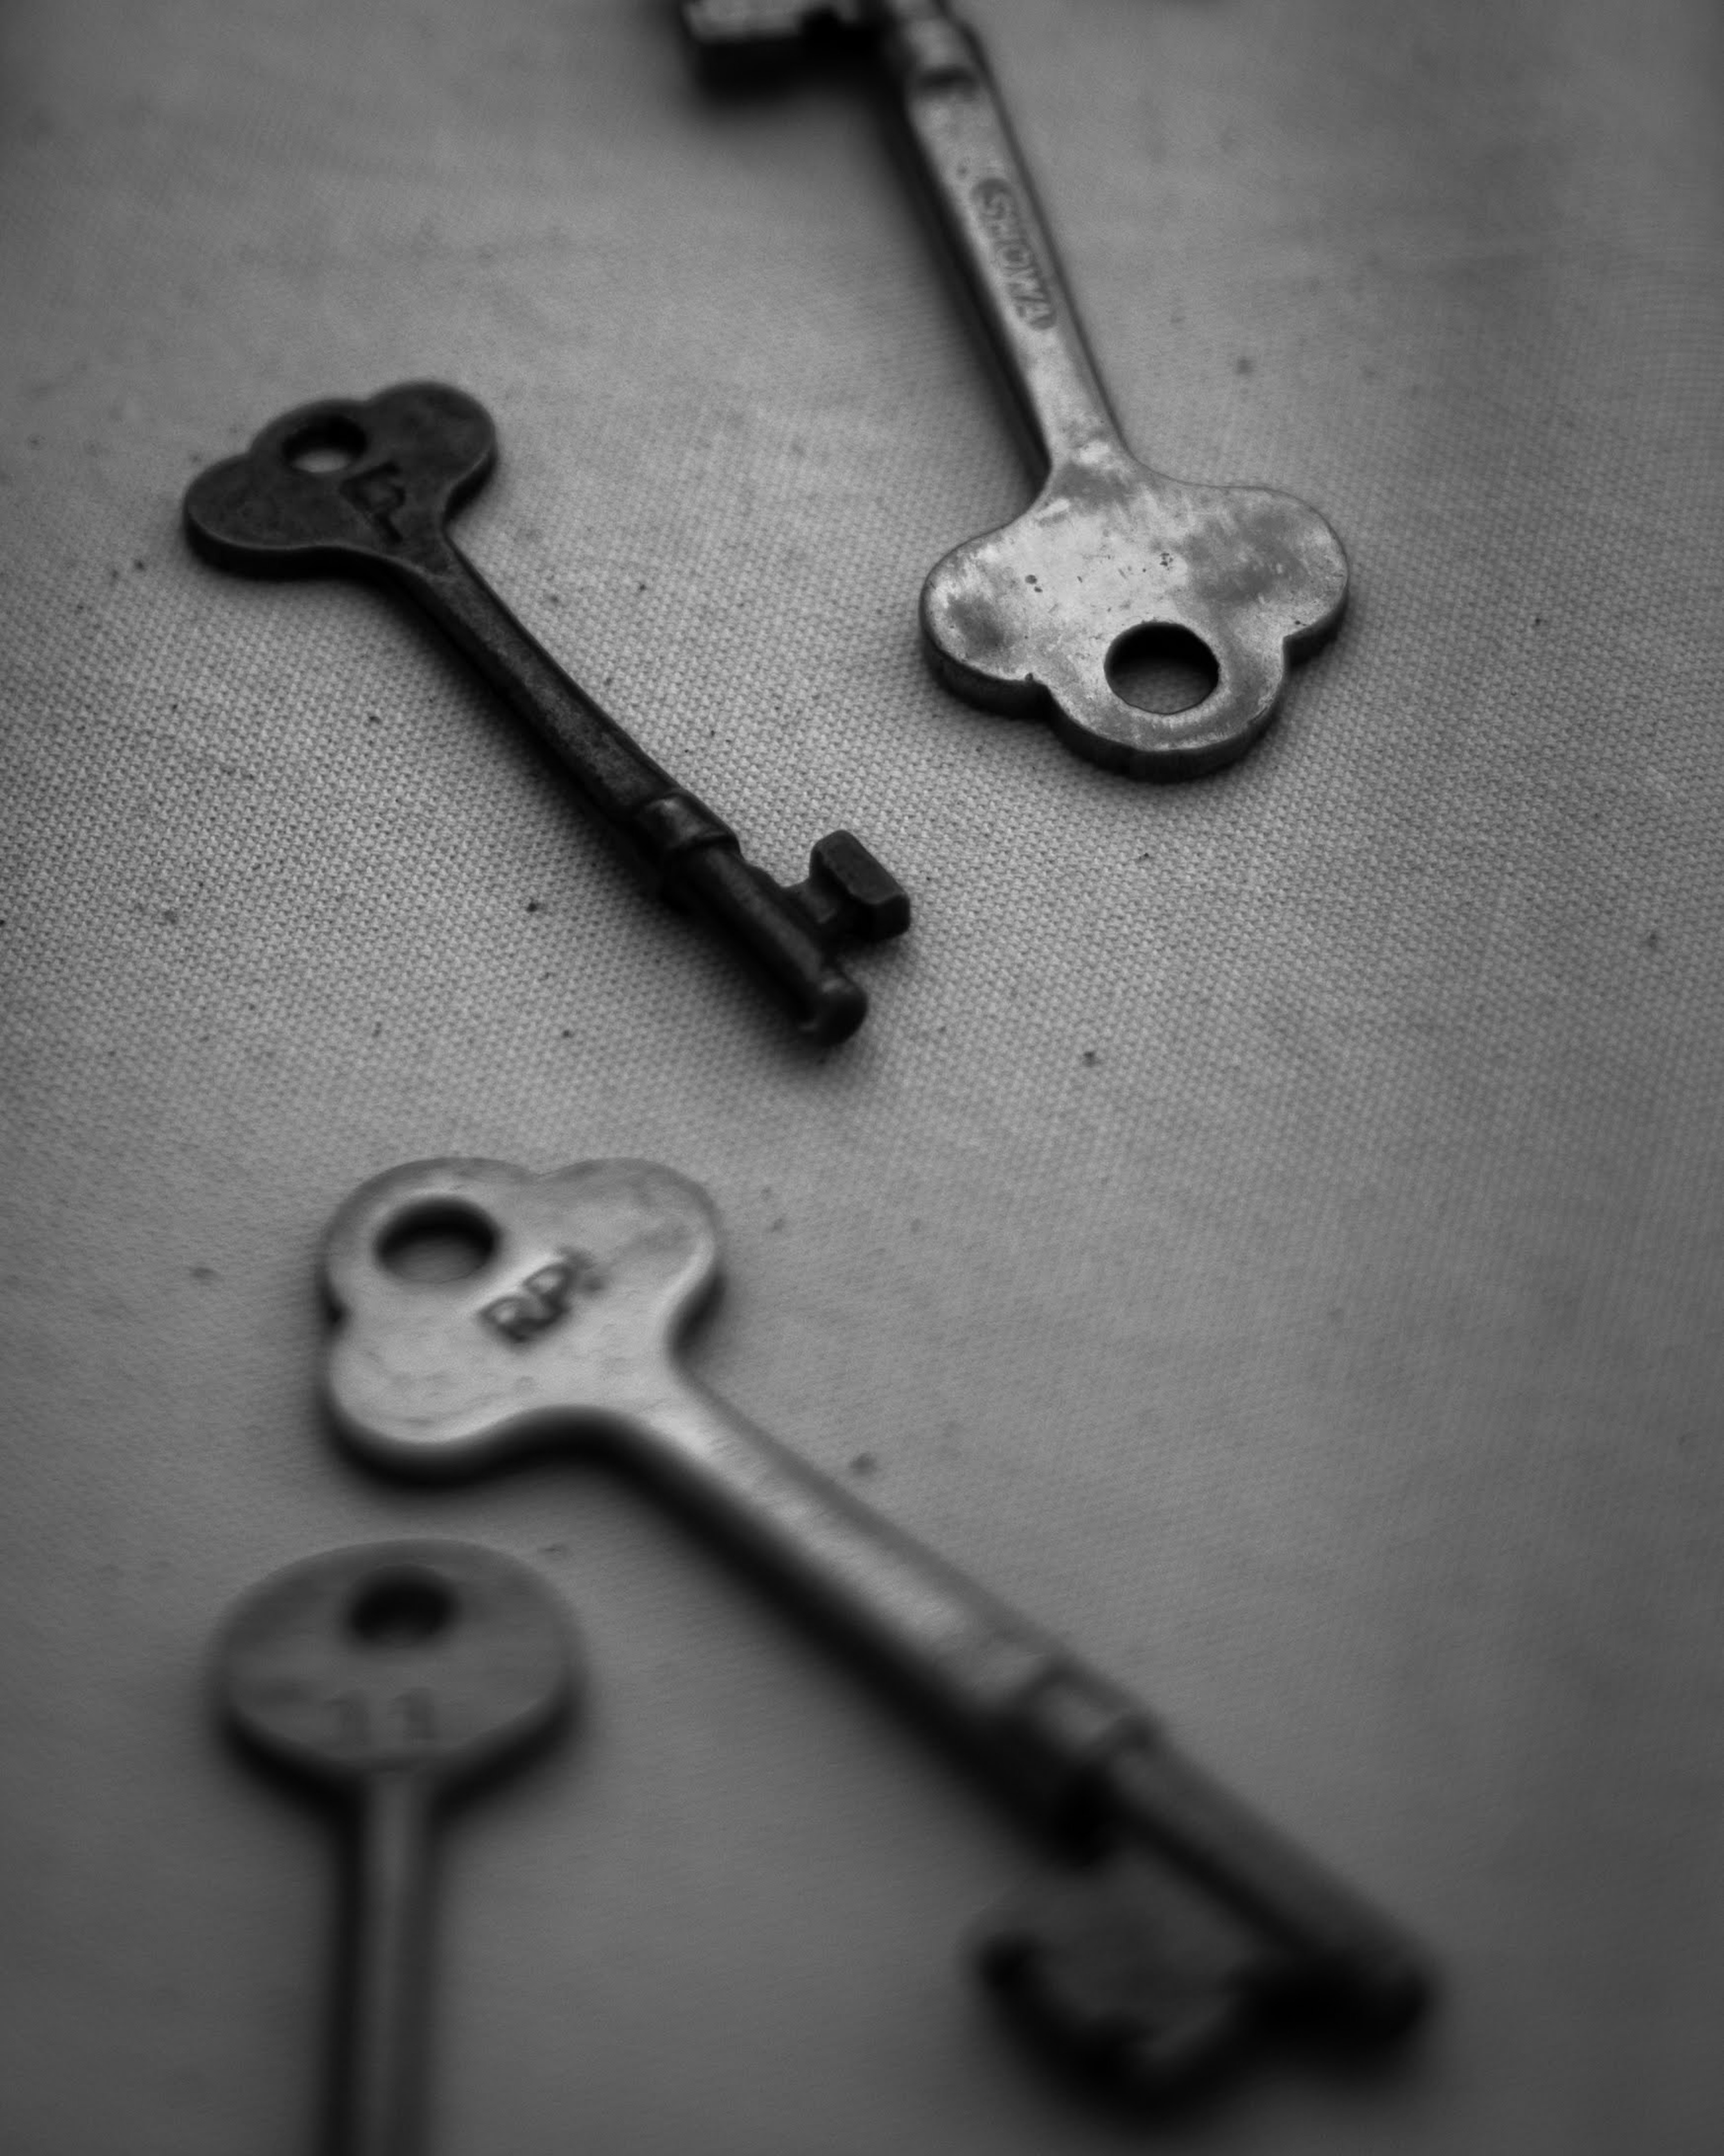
[375,1199,498,1284]
[281,413,368,475]
[347,1568,457,1647]
[1105,624,1220,716]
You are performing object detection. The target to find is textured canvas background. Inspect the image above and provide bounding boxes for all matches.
[3,1,1722,2150]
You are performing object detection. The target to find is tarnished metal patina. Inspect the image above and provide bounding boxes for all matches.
[184,383,909,1043]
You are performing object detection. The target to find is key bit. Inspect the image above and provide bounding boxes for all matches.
[182,382,909,1044]
[217,1541,577,2156]
[683,0,865,70]
[973,1850,1302,2099]
[683,0,1349,778]
[317,1155,1432,2100]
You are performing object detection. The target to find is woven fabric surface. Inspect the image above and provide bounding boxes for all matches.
[2,1,1722,2150]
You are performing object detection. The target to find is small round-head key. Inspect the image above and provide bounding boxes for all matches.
[217,1541,576,2156]
[182,382,909,1044]
[685,1,1349,778]
[320,1158,1429,2098]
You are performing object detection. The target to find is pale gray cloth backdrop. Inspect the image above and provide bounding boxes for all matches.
[3,1,1722,2151]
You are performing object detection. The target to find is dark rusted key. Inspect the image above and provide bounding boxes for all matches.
[183,383,909,1045]
[683,1,1349,778]
[317,1156,1431,2099]
[217,1541,576,2156]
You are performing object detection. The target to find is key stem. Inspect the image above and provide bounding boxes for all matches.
[338,1769,436,2156]
[1096,1740,1431,2035]
[609,1366,1144,1782]
[608,1367,1428,2029]
[388,546,870,1042]
[395,544,720,857]
[877,4,1123,472]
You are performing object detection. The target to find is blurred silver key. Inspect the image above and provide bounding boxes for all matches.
[218,1541,576,2156]
[319,1158,1429,2095]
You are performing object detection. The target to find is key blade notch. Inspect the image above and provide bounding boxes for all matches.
[791,830,912,944]
[680,0,868,79]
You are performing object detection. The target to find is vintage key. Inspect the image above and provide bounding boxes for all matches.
[320,1157,1430,2094]
[683,0,1349,777]
[183,382,909,1044]
[216,1540,576,2156]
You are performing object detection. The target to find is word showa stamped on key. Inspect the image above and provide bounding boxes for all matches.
[217,1541,576,2156]
[683,0,1349,778]
[182,383,909,1045]
[319,1158,1432,2102]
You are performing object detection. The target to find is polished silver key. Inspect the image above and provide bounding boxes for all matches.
[217,1541,576,2156]
[320,1159,1429,2094]
[684,0,1348,777]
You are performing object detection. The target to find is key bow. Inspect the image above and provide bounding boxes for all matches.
[922,448,1349,777]
[183,381,495,577]
[324,1158,721,1472]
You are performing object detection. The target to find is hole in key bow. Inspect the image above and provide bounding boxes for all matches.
[282,414,368,475]
[376,1200,498,1284]
[347,1569,456,1647]
[1105,625,1219,716]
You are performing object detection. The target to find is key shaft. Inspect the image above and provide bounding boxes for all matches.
[343,1770,435,2156]
[572,1366,1421,2027]
[882,7,1121,472]
[389,536,887,1043]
